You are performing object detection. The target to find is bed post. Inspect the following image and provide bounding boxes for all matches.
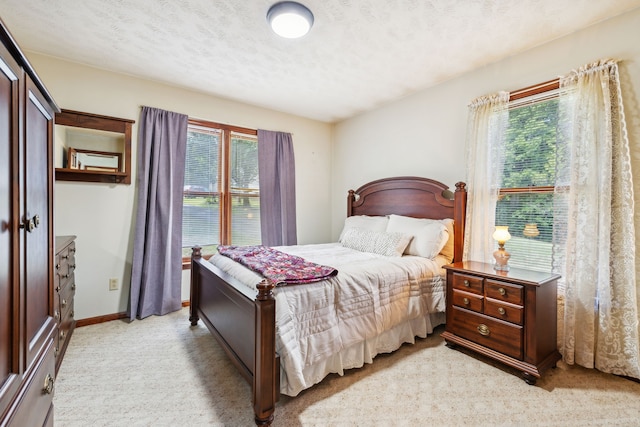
[254,279,277,426]
[189,246,201,326]
[347,189,355,217]
[453,182,467,263]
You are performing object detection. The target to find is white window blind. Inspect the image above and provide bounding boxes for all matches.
[496,93,566,273]
[182,126,221,257]
[229,132,261,246]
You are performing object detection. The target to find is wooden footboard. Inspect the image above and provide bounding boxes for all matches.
[189,247,278,425]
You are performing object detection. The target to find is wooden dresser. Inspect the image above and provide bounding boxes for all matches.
[55,236,77,373]
[441,261,561,385]
[0,18,59,426]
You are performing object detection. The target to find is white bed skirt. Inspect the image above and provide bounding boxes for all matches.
[281,311,445,396]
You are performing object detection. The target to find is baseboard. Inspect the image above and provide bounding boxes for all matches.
[76,301,191,327]
[76,312,128,327]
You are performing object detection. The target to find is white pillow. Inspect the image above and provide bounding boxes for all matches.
[339,215,389,242]
[439,218,455,262]
[341,228,412,257]
[386,214,449,259]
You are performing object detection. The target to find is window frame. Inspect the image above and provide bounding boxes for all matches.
[496,78,561,272]
[182,118,258,268]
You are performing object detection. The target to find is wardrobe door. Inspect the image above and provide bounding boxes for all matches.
[0,42,20,421]
[21,75,56,370]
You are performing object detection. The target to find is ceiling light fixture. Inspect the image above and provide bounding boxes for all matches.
[267,1,314,39]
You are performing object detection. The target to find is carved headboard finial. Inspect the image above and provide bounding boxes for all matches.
[455,182,467,192]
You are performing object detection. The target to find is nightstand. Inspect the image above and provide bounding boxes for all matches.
[441,261,561,385]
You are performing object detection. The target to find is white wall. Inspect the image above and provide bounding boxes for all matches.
[27,54,333,320]
[331,8,640,242]
[26,8,640,320]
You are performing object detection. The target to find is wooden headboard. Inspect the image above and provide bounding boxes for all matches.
[346,176,467,263]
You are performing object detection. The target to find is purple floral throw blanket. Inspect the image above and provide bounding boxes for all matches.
[217,245,338,286]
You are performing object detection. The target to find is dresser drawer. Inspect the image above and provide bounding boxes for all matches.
[485,298,524,325]
[452,289,483,313]
[449,306,523,359]
[451,272,483,295]
[6,340,55,427]
[59,306,75,344]
[485,279,523,305]
[55,243,76,289]
[58,277,74,312]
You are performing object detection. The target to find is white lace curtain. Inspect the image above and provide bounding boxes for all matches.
[462,92,509,263]
[556,59,640,379]
[464,59,640,380]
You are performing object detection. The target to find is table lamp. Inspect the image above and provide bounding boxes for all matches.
[492,226,511,271]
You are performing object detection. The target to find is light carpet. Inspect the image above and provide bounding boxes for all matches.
[53,308,640,427]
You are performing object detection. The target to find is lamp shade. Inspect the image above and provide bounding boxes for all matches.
[492,226,511,244]
[267,2,314,38]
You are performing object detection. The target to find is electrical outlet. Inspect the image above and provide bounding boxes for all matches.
[109,278,119,291]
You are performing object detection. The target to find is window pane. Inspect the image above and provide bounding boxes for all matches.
[230,132,260,245]
[495,96,562,273]
[503,99,559,188]
[183,127,220,256]
[496,192,553,272]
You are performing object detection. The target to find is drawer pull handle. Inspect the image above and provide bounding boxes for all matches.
[498,307,506,315]
[43,373,55,394]
[62,273,69,279]
[54,310,60,321]
[477,324,490,336]
[62,254,69,259]
[499,287,506,296]
[70,247,76,253]
[72,283,76,291]
[463,280,470,287]
[56,263,60,270]
[62,299,67,307]
[71,310,75,318]
[60,330,65,339]
[70,264,76,270]
[463,297,470,305]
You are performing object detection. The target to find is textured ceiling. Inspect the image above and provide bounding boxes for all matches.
[1,0,639,122]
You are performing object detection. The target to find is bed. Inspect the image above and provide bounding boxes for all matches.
[189,176,467,425]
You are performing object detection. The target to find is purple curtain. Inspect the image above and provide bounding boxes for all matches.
[257,129,297,246]
[129,107,188,320]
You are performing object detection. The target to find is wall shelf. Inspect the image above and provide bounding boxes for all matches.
[54,109,135,184]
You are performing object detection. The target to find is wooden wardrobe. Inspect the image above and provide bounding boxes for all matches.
[1,18,59,426]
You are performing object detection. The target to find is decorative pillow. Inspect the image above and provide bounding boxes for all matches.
[386,214,449,259]
[439,218,455,262]
[339,215,389,242]
[340,228,412,257]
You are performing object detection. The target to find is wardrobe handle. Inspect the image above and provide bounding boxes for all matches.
[43,374,55,394]
[20,217,35,232]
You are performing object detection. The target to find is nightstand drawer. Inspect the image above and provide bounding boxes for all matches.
[452,289,483,312]
[449,307,523,359]
[452,272,483,295]
[485,279,523,305]
[485,298,524,325]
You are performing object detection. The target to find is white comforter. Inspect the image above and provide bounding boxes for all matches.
[209,243,447,396]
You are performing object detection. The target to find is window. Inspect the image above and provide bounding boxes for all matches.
[182,119,260,260]
[496,80,565,272]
